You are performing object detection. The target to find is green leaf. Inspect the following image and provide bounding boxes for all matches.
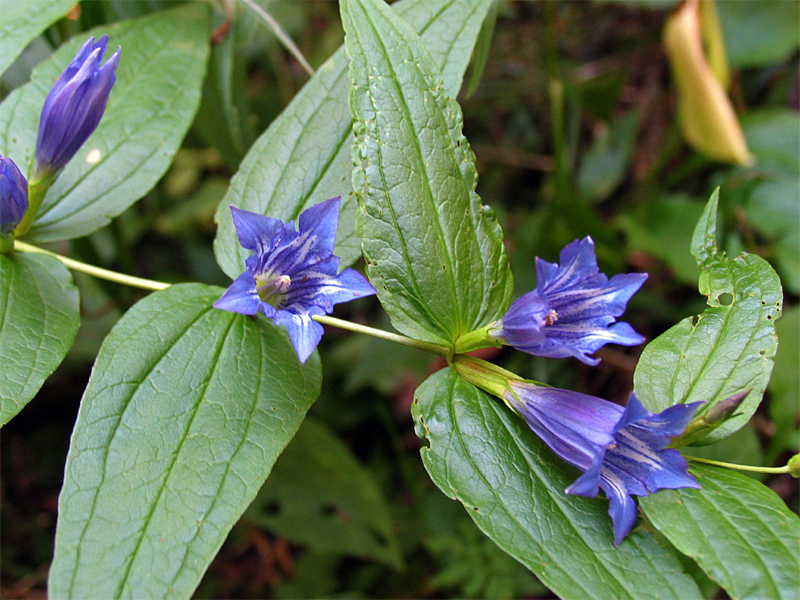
[642,464,800,600]
[0,0,75,76]
[465,0,500,98]
[246,418,402,569]
[617,194,704,286]
[690,187,720,267]
[412,368,703,600]
[747,177,800,294]
[0,252,79,426]
[48,283,321,600]
[742,109,800,175]
[718,0,800,68]
[344,0,512,345]
[213,0,494,278]
[0,4,210,242]
[578,109,640,203]
[634,192,783,443]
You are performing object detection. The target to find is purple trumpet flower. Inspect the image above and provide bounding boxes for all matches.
[490,237,647,365]
[33,35,120,179]
[0,155,28,234]
[214,197,376,363]
[506,381,702,545]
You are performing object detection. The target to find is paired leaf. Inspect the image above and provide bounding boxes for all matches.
[213,0,494,278]
[247,418,402,569]
[48,284,321,600]
[0,0,75,76]
[412,369,703,600]
[0,3,210,241]
[344,0,512,346]
[634,190,782,443]
[642,464,800,600]
[0,252,79,426]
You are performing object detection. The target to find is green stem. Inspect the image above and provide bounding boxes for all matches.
[14,240,170,291]
[684,455,791,475]
[311,315,450,358]
[14,176,52,238]
[14,242,454,357]
[542,0,570,205]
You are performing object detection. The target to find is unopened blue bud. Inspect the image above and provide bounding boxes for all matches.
[0,155,28,234]
[33,35,120,180]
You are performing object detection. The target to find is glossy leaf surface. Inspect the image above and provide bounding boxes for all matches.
[642,464,800,600]
[344,0,512,345]
[0,252,79,426]
[413,368,702,600]
[49,284,321,599]
[213,0,493,278]
[0,0,75,76]
[634,191,782,443]
[0,4,210,241]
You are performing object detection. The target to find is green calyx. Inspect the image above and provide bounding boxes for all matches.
[14,173,56,238]
[0,233,14,255]
[454,323,500,354]
[452,354,522,400]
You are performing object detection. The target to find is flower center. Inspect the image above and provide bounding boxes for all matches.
[542,309,558,326]
[255,273,292,306]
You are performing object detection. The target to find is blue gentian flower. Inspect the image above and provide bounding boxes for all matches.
[33,35,120,180]
[505,381,701,545]
[489,237,647,365]
[214,197,376,363]
[0,155,28,234]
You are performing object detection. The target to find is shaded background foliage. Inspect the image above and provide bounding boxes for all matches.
[1,0,797,598]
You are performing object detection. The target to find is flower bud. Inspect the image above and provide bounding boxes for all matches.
[33,35,120,181]
[0,155,28,234]
[669,389,748,448]
[787,454,800,478]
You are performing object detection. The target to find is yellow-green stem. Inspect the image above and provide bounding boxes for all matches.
[14,242,454,358]
[684,455,792,475]
[312,315,451,358]
[14,240,170,291]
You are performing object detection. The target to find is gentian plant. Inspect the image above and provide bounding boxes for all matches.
[453,355,703,545]
[32,35,120,181]
[14,35,119,237]
[457,236,647,364]
[0,1,796,599]
[215,198,376,362]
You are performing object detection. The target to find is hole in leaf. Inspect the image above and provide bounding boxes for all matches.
[264,501,281,516]
[369,528,389,548]
[321,503,338,517]
[718,293,733,306]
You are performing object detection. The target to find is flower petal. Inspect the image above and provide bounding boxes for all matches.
[35,36,118,176]
[263,197,341,276]
[273,307,326,363]
[507,383,622,470]
[599,471,640,547]
[536,237,600,295]
[282,262,376,314]
[230,206,287,257]
[213,270,260,315]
